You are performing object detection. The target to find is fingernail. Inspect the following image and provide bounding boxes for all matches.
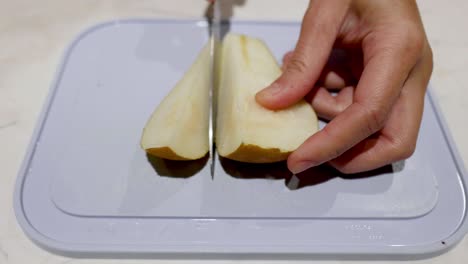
[257,82,282,98]
[291,160,317,174]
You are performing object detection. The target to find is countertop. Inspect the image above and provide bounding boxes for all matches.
[1,0,467,263]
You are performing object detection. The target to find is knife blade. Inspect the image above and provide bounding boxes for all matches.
[207,1,221,179]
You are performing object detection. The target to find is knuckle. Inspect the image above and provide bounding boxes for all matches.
[336,96,352,114]
[426,45,434,73]
[398,142,416,160]
[395,23,426,57]
[286,40,313,75]
[391,136,417,160]
[335,103,347,115]
[332,102,349,118]
[286,56,309,75]
[369,107,387,128]
[376,24,426,62]
[359,103,387,134]
[321,125,348,159]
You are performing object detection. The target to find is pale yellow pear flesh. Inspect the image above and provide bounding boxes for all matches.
[141,34,319,163]
[216,34,319,163]
[140,44,210,160]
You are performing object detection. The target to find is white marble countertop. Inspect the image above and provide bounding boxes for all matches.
[1,0,467,263]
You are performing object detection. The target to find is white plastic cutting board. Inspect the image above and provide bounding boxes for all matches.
[14,20,468,259]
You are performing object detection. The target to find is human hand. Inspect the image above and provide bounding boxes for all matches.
[256,0,433,174]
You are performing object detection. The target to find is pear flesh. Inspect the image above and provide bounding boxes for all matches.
[140,43,210,160]
[216,34,318,163]
[141,34,318,163]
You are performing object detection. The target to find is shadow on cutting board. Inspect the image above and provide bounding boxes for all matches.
[146,153,208,178]
[220,157,403,191]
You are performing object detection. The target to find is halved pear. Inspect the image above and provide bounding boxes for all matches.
[140,43,210,160]
[216,34,319,163]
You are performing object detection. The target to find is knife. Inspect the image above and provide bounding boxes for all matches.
[207,1,221,179]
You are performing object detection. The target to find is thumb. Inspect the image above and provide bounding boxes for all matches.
[256,0,350,110]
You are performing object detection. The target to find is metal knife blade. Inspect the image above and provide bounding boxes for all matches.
[208,1,221,179]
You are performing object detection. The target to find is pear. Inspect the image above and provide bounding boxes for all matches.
[140,43,210,160]
[216,34,318,163]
